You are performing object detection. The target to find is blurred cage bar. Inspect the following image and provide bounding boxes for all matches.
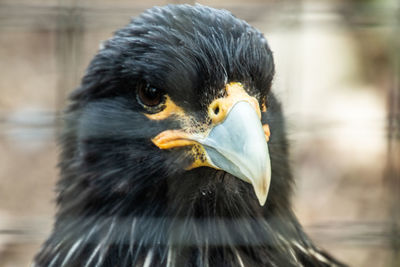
[0,0,399,266]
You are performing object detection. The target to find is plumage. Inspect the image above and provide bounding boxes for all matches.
[34,4,348,267]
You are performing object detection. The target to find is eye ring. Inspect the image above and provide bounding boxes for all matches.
[137,84,164,107]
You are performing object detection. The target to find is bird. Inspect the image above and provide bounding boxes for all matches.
[33,4,348,267]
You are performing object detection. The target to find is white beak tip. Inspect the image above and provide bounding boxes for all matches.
[253,181,269,206]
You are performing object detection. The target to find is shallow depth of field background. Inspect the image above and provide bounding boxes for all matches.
[0,0,399,266]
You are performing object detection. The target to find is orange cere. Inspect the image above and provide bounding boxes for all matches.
[263,124,270,142]
[208,82,262,124]
[261,102,267,113]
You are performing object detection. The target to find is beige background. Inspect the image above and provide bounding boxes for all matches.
[0,0,399,266]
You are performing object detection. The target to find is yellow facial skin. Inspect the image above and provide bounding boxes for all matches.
[145,95,186,121]
[150,82,270,168]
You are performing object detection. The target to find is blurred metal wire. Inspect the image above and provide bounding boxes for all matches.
[0,0,399,266]
[385,4,400,263]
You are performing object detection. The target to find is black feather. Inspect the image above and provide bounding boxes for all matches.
[34,4,348,267]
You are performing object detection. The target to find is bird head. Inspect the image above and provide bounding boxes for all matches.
[60,4,292,226]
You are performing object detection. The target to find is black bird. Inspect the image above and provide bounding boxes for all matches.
[34,4,348,267]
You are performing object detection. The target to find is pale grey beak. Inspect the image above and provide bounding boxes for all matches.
[195,101,271,206]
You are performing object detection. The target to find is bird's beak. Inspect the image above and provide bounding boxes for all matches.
[152,83,271,206]
[195,101,271,205]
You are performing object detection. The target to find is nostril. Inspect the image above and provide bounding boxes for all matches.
[214,106,220,115]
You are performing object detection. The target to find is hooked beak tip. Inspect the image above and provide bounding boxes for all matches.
[252,177,270,206]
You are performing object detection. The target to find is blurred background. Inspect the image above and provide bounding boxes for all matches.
[0,0,399,266]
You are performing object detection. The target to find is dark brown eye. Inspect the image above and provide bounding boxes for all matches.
[137,85,163,107]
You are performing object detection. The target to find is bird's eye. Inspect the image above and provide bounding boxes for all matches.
[137,85,164,107]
